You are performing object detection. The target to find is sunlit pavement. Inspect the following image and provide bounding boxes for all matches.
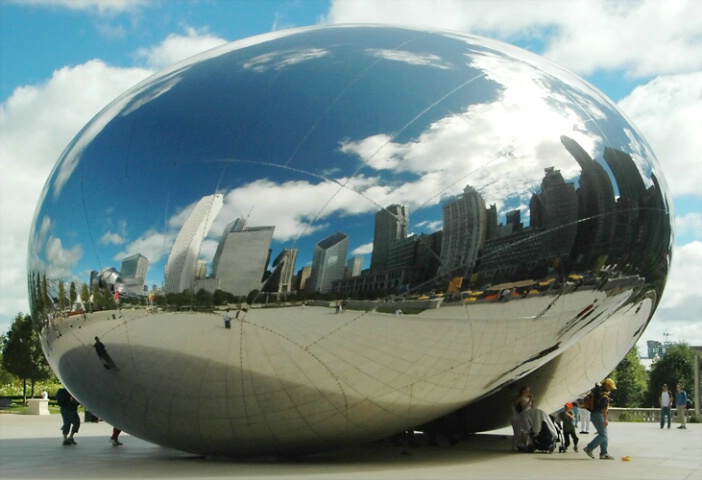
[1,413,700,480]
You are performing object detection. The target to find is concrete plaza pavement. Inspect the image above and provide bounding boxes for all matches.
[0,413,700,480]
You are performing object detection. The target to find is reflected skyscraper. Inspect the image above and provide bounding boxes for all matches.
[371,205,409,272]
[346,256,363,278]
[195,260,207,280]
[211,218,246,279]
[560,136,616,265]
[604,147,648,261]
[530,167,578,258]
[264,248,298,293]
[308,232,349,293]
[214,225,275,296]
[164,194,223,293]
[439,185,486,278]
[296,266,312,292]
[119,253,149,288]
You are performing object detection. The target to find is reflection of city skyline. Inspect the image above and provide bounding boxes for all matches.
[109,135,668,301]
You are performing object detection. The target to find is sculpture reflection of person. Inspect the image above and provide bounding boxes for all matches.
[511,386,534,451]
[93,336,118,370]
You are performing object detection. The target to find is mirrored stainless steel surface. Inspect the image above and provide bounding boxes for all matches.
[29,25,672,456]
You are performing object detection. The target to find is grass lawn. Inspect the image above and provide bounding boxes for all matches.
[0,400,83,415]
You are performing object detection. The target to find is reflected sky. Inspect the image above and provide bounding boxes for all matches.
[28,25,671,294]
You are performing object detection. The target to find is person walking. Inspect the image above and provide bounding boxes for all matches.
[56,387,80,445]
[93,336,118,370]
[659,384,673,429]
[674,383,689,429]
[110,427,124,446]
[559,403,579,452]
[583,377,616,460]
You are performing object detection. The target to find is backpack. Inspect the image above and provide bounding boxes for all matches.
[582,387,599,412]
[56,388,69,407]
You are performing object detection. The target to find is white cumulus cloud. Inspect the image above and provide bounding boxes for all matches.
[617,72,702,197]
[135,27,229,70]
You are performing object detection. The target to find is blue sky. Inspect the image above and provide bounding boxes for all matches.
[1,0,700,351]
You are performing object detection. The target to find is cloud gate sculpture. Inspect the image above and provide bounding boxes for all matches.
[29,25,672,456]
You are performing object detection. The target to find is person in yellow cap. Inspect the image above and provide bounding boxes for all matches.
[583,378,616,460]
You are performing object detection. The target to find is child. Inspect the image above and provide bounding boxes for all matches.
[560,402,579,452]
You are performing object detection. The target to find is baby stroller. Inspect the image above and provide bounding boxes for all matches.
[516,409,560,453]
[530,420,558,453]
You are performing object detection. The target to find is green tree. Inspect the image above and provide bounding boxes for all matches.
[213,289,228,306]
[246,289,260,306]
[69,282,77,309]
[647,343,695,408]
[1,313,53,402]
[609,345,647,407]
[80,283,90,310]
[58,281,67,310]
[41,275,49,310]
[0,344,17,385]
[94,285,115,311]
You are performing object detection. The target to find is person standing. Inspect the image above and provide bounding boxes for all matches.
[659,384,673,429]
[674,383,688,430]
[583,377,616,460]
[510,386,534,451]
[512,386,534,414]
[578,397,590,434]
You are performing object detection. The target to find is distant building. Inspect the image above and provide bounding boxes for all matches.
[529,167,578,258]
[308,232,349,293]
[296,266,312,292]
[164,194,223,293]
[211,217,246,278]
[439,185,486,278]
[213,225,275,296]
[646,340,672,359]
[120,253,149,288]
[334,231,442,296]
[264,248,298,293]
[346,256,364,278]
[371,205,408,272]
[195,260,207,279]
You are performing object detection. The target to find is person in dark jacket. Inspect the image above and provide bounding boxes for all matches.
[559,402,579,452]
[57,387,80,446]
[675,383,689,429]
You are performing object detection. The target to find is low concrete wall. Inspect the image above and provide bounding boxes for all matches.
[608,407,697,422]
[26,399,50,415]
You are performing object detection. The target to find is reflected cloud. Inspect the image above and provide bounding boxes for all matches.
[45,237,82,278]
[366,48,453,69]
[243,48,329,72]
